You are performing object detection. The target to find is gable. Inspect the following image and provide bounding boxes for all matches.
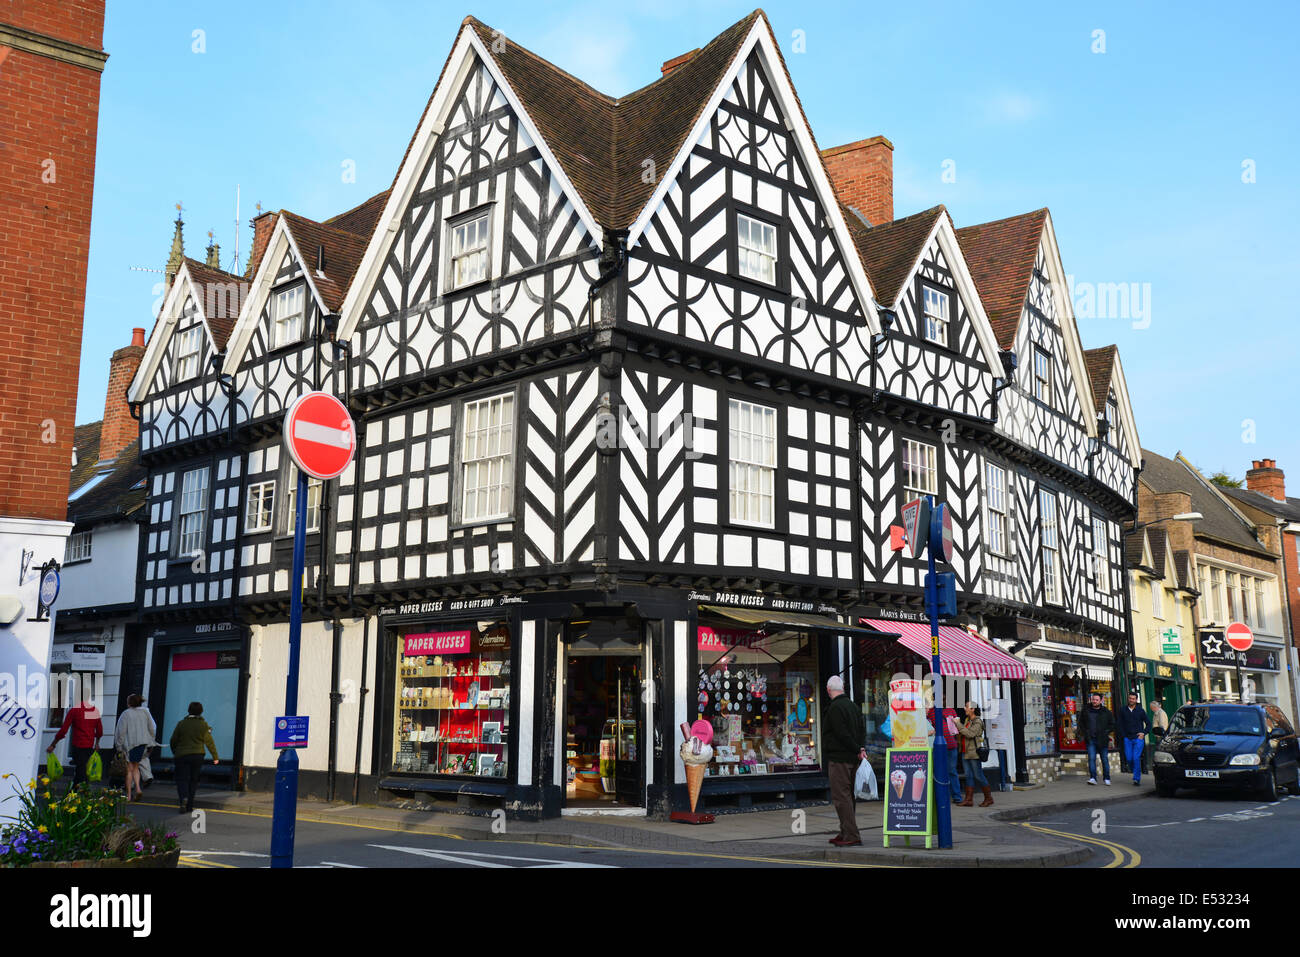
[129,264,222,403]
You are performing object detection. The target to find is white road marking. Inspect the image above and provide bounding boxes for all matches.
[1187,817,1205,822]
[318,861,364,868]
[182,850,270,858]
[367,844,614,868]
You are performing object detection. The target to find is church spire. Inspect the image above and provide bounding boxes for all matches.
[165,202,185,288]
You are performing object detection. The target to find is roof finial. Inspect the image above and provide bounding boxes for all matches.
[165,203,186,288]
[205,229,221,269]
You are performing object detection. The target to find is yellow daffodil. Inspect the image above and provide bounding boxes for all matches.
[42,791,50,799]
[27,780,35,789]
[37,825,47,834]
[40,776,49,785]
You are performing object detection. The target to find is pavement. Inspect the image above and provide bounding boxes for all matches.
[124,774,1159,867]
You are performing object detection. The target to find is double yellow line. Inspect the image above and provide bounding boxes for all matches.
[1019,822,1141,867]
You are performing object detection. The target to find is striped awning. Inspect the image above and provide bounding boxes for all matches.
[859,619,1028,680]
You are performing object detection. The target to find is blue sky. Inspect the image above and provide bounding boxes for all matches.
[81,1,1298,483]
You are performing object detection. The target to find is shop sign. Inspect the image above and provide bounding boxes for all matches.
[698,626,765,651]
[688,590,839,615]
[172,650,240,671]
[50,643,106,672]
[1132,660,1150,676]
[1160,627,1182,655]
[1244,648,1280,672]
[147,621,240,641]
[882,748,934,846]
[405,630,471,655]
[1155,663,1175,679]
[479,626,509,649]
[1178,667,1197,683]
[857,606,929,624]
[381,595,528,617]
[1199,629,1244,667]
[887,678,930,748]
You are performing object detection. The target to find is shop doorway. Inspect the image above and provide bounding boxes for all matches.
[562,629,644,810]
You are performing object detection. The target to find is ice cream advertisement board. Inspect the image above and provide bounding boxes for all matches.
[882,748,935,847]
[888,678,933,748]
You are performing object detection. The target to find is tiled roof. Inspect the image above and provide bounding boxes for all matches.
[1148,527,1170,579]
[955,209,1048,349]
[1172,550,1196,591]
[1223,486,1300,524]
[182,258,247,349]
[279,211,372,313]
[1124,529,1148,569]
[1082,345,1117,417]
[464,12,759,230]
[68,421,147,527]
[844,205,944,306]
[1140,448,1272,558]
[324,190,391,237]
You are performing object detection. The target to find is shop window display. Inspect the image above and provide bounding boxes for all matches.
[695,625,820,775]
[1023,679,1056,756]
[393,622,510,777]
[1055,674,1112,751]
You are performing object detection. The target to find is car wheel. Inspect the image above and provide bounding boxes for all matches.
[1154,782,1176,798]
[1258,768,1278,802]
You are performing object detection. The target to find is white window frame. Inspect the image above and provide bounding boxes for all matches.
[1091,516,1108,592]
[1241,576,1254,628]
[903,439,938,500]
[447,208,491,291]
[1039,489,1061,605]
[1151,578,1164,619]
[245,480,275,534]
[174,325,203,381]
[1209,566,1224,622]
[271,284,305,350]
[1225,571,1239,621]
[736,213,777,286]
[921,285,950,347]
[282,467,323,535]
[1031,346,1052,404]
[459,392,515,525]
[177,466,210,557]
[64,531,92,563]
[984,463,1009,557]
[728,398,778,528]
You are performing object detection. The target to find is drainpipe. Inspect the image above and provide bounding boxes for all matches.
[327,616,341,801]
[586,230,628,331]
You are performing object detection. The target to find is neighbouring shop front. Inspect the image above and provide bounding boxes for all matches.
[374,590,871,819]
[1200,628,1287,707]
[144,619,249,787]
[1130,657,1199,730]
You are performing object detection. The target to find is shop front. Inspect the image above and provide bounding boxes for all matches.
[1020,628,1119,782]
[144,620,249,787]
[1200,628,1288,709]
[1130,657,1199,727]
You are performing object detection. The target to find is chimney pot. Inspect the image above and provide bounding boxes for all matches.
[821,136,894,226]
[1246,458,1286,502]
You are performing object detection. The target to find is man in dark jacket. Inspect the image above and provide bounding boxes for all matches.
[1079,692,1116,785]
[1117,691,1151,786]
[823,675,866,846]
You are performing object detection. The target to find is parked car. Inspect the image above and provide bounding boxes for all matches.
[1152,702,1300,800]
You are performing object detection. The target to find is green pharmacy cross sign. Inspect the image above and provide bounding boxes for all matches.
[1160,628,1181,655]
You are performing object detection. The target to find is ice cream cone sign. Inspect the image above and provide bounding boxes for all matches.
[678,722,714,814]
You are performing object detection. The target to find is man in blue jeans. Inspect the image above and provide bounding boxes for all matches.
[1078,692,1115,785]
[1117,691,1151,785]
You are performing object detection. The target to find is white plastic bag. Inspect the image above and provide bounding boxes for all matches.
[854,757,878,800]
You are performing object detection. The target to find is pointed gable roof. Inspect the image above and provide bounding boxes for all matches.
[844,205,946,306]
[278,211,371,313]
[463,12,759,230]
[1083,345,1118,415]
[180,257,247,349]
[955,209,1048,349]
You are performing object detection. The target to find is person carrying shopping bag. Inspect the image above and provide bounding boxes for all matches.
[113,693,156,802]
[169,702,220,813]
[47,697,102,789]
[957,701,993,807]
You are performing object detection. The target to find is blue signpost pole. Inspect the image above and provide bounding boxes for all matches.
[270,469,308,868]
[926,496,954,850]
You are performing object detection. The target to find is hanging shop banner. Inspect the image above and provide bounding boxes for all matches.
[887,678,932,748]
[698,626,765,652]
[405,630,471,656]
[883,748,934,847]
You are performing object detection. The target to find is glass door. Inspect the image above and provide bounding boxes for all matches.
[613,659,642,806]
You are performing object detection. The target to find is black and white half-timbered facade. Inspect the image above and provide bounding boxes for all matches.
[126,11,1143,815]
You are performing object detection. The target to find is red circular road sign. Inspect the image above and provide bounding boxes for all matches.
[283,391,357,480]
[940,504,954,563]
[1225,621,1254,652]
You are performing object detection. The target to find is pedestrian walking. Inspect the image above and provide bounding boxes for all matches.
[927,704,963,803]
[169,701,219,813]
[956,701,993,807]
[1079,691,1115,785]
[113,693,156,802]
[1149,699,1169,741]
[823,675,866,846]
[47,698,102,788]
[1118,691,1151,785]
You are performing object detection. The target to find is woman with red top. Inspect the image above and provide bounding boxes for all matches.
[47,699,103,788]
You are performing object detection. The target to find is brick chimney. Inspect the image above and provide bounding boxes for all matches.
[98,328,146,464]
[661,49,699,76]
[1246,458,1285,502]
[821,136,894,226]
[246,209,278,278]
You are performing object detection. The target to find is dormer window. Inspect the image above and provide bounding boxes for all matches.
[449,209,490,290]
[737,213,777,285]
[272,285,305,349]
[175,326,203,381]
[921,285,950,346]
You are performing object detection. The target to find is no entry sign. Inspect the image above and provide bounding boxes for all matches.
[1225,621,1254,652]
[283,391,356,480]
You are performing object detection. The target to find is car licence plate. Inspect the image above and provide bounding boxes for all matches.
[1185,769,1219,779]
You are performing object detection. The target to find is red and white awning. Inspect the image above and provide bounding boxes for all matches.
[858,619,1028,680]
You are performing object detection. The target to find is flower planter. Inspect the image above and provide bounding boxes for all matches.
[27,849,180,869]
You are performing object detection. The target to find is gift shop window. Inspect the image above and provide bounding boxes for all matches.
[393,622,511,778]
[694,623,820,776]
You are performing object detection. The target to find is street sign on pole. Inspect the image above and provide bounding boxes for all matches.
[901,497,930,559]
[272,391,356,868]
[1225,622,1254,652]
[922,495,953,850]
[274,715,310,750]
[938,503,953,563]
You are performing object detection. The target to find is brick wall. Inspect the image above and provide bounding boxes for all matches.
[0,1,107,520]
[821,136,893,227]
